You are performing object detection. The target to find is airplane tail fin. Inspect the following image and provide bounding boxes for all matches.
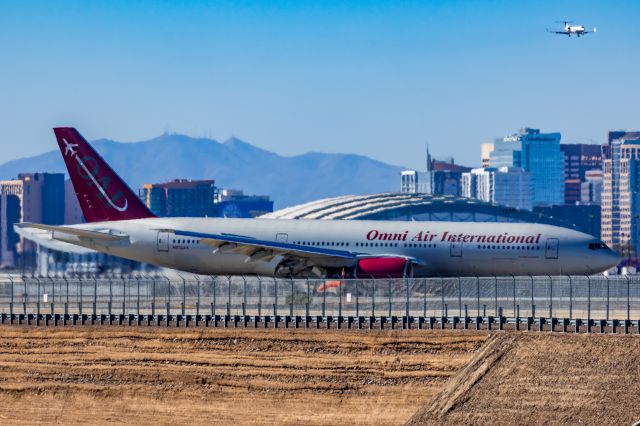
[53,127,155,223]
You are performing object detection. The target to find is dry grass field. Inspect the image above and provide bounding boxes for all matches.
[0,327,486,425]
[407,333,640,425]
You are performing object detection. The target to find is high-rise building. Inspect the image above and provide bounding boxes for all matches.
[489,135,521,169]
[519,128,564,206]
[428,158,472,197]
[490,128,564,206]
[560,144,602,204]
[602,132,640,257]
[581,170,603,205]
[399,149,470,196]
[216,189,274,218]
[141,179,218,217]
[0,173,65,267]
[0,189,21,267]
[481,142,494,168]
[462,167,532,210]
[14,173,66,225]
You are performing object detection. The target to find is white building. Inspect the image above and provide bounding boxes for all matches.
[462,167,533,210]
[400,170,431,194]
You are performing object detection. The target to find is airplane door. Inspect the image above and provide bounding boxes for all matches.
[545,238,559,259]
[276,233,288,243]
[157,231,170,252]
[450,242,462,257]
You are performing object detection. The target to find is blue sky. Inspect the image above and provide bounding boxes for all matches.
[0,0,638,169]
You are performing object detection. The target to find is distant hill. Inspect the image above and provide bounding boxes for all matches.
[0,134,404,208]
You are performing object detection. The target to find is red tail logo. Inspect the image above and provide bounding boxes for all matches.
[54,127,155,223]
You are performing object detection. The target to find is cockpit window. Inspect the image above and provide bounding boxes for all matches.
[588,241,608,250]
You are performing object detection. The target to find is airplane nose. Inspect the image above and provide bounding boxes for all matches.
[588,249,621,274]
[604,250,622,270]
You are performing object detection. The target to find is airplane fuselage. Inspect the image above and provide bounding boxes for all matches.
[56,217,620,277]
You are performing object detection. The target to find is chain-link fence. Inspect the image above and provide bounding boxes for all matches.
[0,275,638,321]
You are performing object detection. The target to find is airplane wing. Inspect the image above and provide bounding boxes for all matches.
[168,229,355,261]
[165,228,360,276]
[15,223,129,242]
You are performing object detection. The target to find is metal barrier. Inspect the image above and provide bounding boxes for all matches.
[0,275,639,333]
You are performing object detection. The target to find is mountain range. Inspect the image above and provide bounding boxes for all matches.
[0,134,404,209]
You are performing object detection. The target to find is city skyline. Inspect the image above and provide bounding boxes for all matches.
[1,1,638,170]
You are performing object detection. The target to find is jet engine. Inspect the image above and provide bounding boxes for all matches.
[355,257,412,278]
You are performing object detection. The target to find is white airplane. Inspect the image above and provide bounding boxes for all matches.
[17,128,619,278]
[548,21,596,37]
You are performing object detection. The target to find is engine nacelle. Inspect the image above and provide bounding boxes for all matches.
[355,257,412,278]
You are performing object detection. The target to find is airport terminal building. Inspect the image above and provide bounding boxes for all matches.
[261,192,595,234]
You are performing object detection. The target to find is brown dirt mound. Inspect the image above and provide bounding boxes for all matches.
[0,327,486,425]
[406,332,640,426]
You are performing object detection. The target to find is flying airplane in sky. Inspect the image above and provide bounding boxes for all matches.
[548,21,597,37]
[17,128,619,278]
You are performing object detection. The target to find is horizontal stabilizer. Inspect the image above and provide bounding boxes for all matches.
[16,223,129,241]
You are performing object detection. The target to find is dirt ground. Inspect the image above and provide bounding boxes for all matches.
[0,327,486,425]
[407,333,640,426]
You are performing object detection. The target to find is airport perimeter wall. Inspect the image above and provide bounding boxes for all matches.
[0,275,639,332]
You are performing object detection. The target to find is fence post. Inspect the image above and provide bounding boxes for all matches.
[440,277,445,317]
[64,277,69,317]
[242,275,247,317]
[569,276,573,319]
[151,277,156,317]
[109,276,113,316]
[606,275,610,321]
[274,277,278,317]
[290,278,294,317]
[388,278,392,317]
[476,276,480,317]
[79,276,83,317]
[227,276,232,317]
[319,278,325,317]
[257,276,262,317]
[196,276,201,318]
[372,279,375,317]
[165,274,171,317]
[122,276,126,316]
[587,275,591,328]
[627,275,631,323]
[49,276,55,315]
[356,279,360,319]
[529,275,534,318]
[306,278,310,318]
[423,279,427,318]
[493,275,498,317]
[405,277,410,321]
[512,275,516,318]
[35,276,41,317]
[547,275,552,319]
[23,276,27,315]
[212,276,217,317]
[458,278,462,318]
[9,276,14,320]
[179,274,186,316]
[93,277,97,316]
[136,276,141,319]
